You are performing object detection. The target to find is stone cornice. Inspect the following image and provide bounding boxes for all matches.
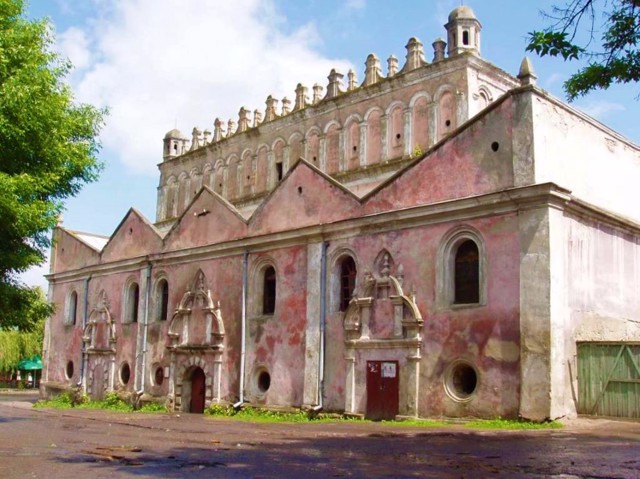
[49,182,640,283]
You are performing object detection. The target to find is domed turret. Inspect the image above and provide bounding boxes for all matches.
[445,5,481,57]
[163,128,186,160]
[448,5,477,22]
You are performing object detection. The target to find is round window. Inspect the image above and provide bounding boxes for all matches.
[445,361,478,401]
[120,362,131,385]
[65,361,74,380]
[154,367,164,386]
[257,371,271,393]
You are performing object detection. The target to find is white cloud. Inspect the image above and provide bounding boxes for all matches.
[61,0,353,175]
[18,257,50,290]
[578,100,625,120]
[345,0,366,11]
[57,27,91,70]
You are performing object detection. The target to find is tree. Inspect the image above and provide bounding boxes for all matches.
[0,0,105,330]
[526,0,640,100]
[0,289,45,375]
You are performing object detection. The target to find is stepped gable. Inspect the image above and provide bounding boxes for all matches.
[163,186,248,251]
[248,159,361,235]
[362,90,517,213]
[100,208,163,262]
[51,228,104,273]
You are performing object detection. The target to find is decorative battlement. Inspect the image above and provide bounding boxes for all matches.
[163,6,482,160]
[156,6,515,225]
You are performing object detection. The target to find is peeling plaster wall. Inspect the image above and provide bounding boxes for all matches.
[245,246,308,407]
[530,95,640,223]
[322,213,521,418]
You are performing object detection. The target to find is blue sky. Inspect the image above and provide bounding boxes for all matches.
[21,0,640,287]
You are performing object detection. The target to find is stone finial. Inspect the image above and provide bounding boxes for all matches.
[238,107,250,132]
[213,118,225,142]
[253,109,263,127]
[363,53,383,86]
[190,127,202,151]
[387,55,398,78]
[432,37,446,62]
[325,69,344,100]
[402,37,426,73]
[294,83,308,111]
[56,213,64,226]
[312,83,324,104]
[347,69,358,91]
[203,129,211,145]
[518,57,538,86]
[227,119,236,137]
[281,97,291,116]
[264,95,279,122]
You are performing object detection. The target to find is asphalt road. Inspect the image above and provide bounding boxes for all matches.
[0,396,639,478]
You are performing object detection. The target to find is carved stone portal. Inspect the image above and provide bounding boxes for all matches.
[343,251,423,418]
[167,270,225,411]
[82,290,117,397]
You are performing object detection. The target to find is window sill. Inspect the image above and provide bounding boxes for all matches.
[249,314,273,323]
[448,302,485,310]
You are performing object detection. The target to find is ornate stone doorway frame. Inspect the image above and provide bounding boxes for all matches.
[166,270,225,412]
[343,253,423,418]
[82,291,117,398]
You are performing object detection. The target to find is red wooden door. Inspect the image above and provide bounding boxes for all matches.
[190,368,206,414]
[366,360,399,420]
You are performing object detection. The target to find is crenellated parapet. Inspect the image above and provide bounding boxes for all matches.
[163,28,465,159]
[157,6,518,225]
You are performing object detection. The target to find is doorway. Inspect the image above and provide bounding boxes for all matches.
[190,367,206,414]
[366,360,399,420]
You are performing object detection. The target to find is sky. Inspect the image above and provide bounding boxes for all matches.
[21,0,640,288]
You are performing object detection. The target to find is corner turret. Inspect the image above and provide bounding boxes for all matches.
[445,5,481,57]
[163,128,187,160]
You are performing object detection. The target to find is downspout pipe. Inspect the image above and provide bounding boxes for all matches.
[79,275,92,391]
[136,263,152,396]
[233,250,249,409]
[313,241,329,412]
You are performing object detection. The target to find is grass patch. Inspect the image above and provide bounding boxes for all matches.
[138,401,169,413]
[205,404,362,423]
[464,418,562,430]
[33,392,75,409]
[35,392,133,412]
[382,418,451,428]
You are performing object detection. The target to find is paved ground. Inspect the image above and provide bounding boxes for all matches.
[0,392,639,478]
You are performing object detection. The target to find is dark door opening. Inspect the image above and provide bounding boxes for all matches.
[366,360,399,420]
[190,367,206,414]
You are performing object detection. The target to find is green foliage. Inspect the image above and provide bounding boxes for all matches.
[526,0,640,100]
[0,0,106,330]
[464,418,563,430]
[77,392,133,411]
[205,405,364,423]
[33,391,75,409]
[0,309,44,373]
[382,418,450,428]
[138,401,168,413]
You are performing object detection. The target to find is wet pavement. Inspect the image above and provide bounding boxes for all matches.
[0,395,638,478]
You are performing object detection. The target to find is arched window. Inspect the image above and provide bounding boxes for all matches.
[156,279,169,322]
[262,266,276,315]
[339,257,357,312]
[66,290,78,325]
[454,240,479,304]
[437,227,486,309]
[126,282,140,323]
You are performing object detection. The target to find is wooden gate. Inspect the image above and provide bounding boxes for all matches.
[577,342,640,418]
[366,360,399,421]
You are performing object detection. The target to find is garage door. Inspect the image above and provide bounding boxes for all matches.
[577,343,640,418]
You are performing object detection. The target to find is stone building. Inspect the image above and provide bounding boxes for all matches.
[42,6,640,421]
